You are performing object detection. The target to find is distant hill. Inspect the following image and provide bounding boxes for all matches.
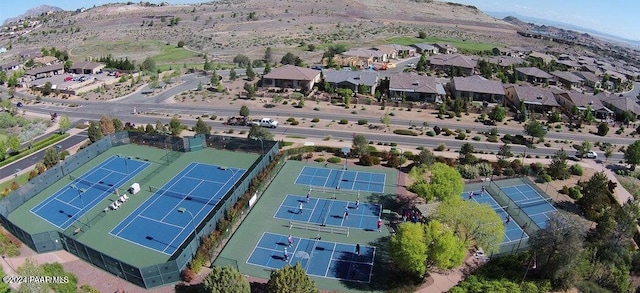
[487,11,640,48]
[3,5,64,25]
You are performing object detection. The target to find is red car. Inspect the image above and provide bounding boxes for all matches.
[64,76,73,82]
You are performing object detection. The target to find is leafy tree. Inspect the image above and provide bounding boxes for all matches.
[265,263,318,293]
[523,120,547,143]
[7,135,20,153]
[155,120,165,133]
[169,116,183,136]
[248,124,274,140]
[577,141,591,159]
[380,111,391,127]
[529,212,587,289]
[17,258,48,293]
[42,81,53,95]
[41,263,77,293]
[280,52,300,65]
[246,62,256,81]
[409,163,464,202]
[547,149,570,180]
[435,200,504,254]
[450,276,535,293]
[63,60,72,71]
[497,143,513,161]
[233,54,250,67]
[58,115,71,133]
[87,121,103,143]
[229,68,237,81]
[624,140,640,170]
[0,141,6,161]
[194,118,211,135]
[352,134,369,157]
[177,40,185,48]
[112,118,124,132]
[577,172,614,221]
[141,57,156,72]
[389,222,428,278]
[263,62,271,75]
[423,220,466,270]
[548,111,561,124]
[42,147,60,169]
[0,71,6,85]
[99,114,115,135]
[145,123,155,134]
[202,266,250,293]
[597,122,609,136]
[604,144,613,162]
[583,105,595,124]
[264,47,272,63]
[243,83,256,98]
[203,56,213,71]
[415,148,435,166]
[239,105,250,118]
[416,53,428,72]
[488,105,506,122]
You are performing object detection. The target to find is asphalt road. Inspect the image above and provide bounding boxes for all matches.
[0,131,88,178]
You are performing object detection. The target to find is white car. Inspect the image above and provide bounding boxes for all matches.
[406,63,415,67]
[584,151,598,159]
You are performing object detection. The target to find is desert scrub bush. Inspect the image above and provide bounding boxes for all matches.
[435,144,446,151]
[570,164,583,176]
[311,117,320,123]
[457,164,479,179]
[393,129,418,136]
[290,120,300,125]
[314,157,325,162]
[327,157,341,163]
[286,117,296,122]
[338,119,348,124]
[357,119,368,125]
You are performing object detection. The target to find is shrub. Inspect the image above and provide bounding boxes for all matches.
[393,129,418,136]
[359,154,381,166]
[435,144,446,151]
[457,164,479,179]
[357,119,368,125]
[570,164,583,176]
[327,157,342,163]
[290,120,300,125]
[597,123,609,136]
[427,130,436,136]
[286,117,296,122]
[338,119,348,124]
[568,186,582,200]
[503,168,515,176]
[540,174,552,182]
[314,157,325,162]
[456,132,466,140]
[311,117,320,123]
[181,268,195,282]
[472,136,481,141]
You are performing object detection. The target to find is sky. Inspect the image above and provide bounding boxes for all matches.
[448,0,640,41]
[1,0,639,41]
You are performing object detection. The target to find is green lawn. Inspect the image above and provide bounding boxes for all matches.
[151,45,197,63]
[386,36,502,52]
[0,172,30,193]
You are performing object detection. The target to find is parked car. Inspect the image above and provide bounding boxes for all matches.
[250,118,278,128]
[64,76,73,82]
[584,151,598,159]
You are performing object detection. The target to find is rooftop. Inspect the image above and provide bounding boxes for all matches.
[389,72,438,94]
[452,75,505,95]
[262,65,320,81]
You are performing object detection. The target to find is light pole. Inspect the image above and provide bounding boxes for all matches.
[177,207,197,257]
[116,154,129,174]
[250,136,264,155]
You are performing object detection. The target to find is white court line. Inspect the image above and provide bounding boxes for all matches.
[323,242,337,278]
[139,215,184,229]
[108,231,172,256]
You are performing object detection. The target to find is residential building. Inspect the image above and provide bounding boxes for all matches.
[485,56,524,68]
[450,75,505,104]
[25,64,64,80]
[550,71,584,90]
[261,65,321,92]
[69,62,106,74]
[433,43,458,54]
[388,72,442,102]
[375,44,416,58]
[555,91,613,119]
[573,71,601,89]
[323,70,378,95]
[412,43,438,55]
[0,61,22,72]
[527,51,556,64]
[339,49,387,66]
[515,67,553,85]
[428,54,477,76]
[599,94,640,120]
[33,56,58,65]
[504,84,560,114]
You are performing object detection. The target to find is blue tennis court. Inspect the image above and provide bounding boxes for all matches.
[462,190,528,244]
[295,166,386,193]
[274,194,381,231]
[110,163,245,255]
[31,155,150,230]
[500,184,557,228]
[247,232,375,283]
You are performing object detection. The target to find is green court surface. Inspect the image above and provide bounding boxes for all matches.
[8,144,258,267]
[214,160,398,292]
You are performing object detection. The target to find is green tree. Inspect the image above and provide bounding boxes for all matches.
[547,149,570,180]
[243,83,256,98]
[193,118,211,135]
[99,114,115,135]
[624,140,640,170]
[233,54,250,67]
[169,116,183,136]
[577,141,591,159]
[263,61,271,75]
[112,118,124,132]
[58,115,71,133]
[583,105,595,124]
[264,47,272,63]
[435,200,504,254]
[0,71,7,85]
[597,122,609,136]
[352,134,369,157]
[389,222,428,278]
[280,52,299,65]
[577,172,614,221]
[229,68,237,81]
[17,258,48,293]
[409,163,464,202]
[423,220,466,270]
[239,105,250,118]
[0,141,6,161]
[246,62,256,81]
[64,60,73,71]
[141,57,156,72]
[416,53,428,72]
[380,111,391,128]
[604,144,613,162]
[7,135,20,153]
[145,123,155,134]
[497,143,513,161]
[177,40,185,48]
[265,263,318,293]
[488,105,506,122]
[248,124,274,140]
[459,142,477,165]
[523,119,547,143]
[41,263,77,293]
[88,121,103,143]
[42,147,60,169]
[155,120,165,133]
[415,148,435,166]
[529,212,587,289]
[202,266,250,293]
[42,81,53,95]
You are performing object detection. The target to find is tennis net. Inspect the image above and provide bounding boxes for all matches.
[149,186,217,205]
[69,175,116,193]
[516,198,554,209]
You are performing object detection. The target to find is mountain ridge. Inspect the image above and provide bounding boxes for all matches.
[3,5,64,25]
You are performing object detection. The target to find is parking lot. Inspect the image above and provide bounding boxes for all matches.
[29,71,118,93]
